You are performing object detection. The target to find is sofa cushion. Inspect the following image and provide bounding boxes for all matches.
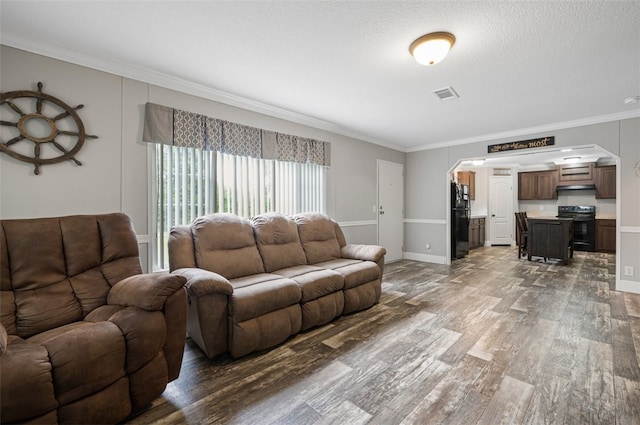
[315,259,381,289]
[273,265,344,302]
[192,214,265,279]
[252,213,307,272]
[294,213,342,264]
[229,274,301,322]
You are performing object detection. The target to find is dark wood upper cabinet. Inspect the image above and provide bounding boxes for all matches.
[518,170,557,200]
[595,165,616,199]
[519,172,536,200]
[557,163,594,184]
[536,171,558,199]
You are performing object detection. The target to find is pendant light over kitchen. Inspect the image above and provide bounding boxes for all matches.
[409,32,456,65]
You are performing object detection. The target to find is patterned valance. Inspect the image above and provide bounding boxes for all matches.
[143,102,330,166]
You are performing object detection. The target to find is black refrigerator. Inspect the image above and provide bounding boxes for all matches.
[451,182,470,260]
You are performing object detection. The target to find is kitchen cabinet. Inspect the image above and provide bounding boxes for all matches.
[596,219,616,252]
[469,217,485,250]
[557,163,594,185]
[518,170,557,200]
[595,165,616,199]
[457,171,476,200]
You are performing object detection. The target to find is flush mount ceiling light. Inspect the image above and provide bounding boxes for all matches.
[471,159,485,166]
[564,156,581,163]
[409,32,456,65]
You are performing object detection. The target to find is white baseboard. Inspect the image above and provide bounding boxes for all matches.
[403,252,447,264]
[617,279,640,294]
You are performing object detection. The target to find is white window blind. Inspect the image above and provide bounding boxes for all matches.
[153,144,326,270]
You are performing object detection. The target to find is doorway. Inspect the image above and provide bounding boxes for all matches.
[377,160,404,262]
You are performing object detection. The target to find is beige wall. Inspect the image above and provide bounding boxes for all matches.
[0,46,405,270]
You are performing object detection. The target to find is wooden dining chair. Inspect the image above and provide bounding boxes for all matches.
[515,212,528,259]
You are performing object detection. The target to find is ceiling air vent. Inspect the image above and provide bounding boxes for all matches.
[432,86,459,101]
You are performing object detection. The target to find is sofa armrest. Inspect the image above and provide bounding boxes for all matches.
[341,244,387,262]
[172,268,233,298]
[107,273,186,311]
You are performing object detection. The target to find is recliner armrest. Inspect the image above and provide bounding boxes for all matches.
[108,273,186,311]
[172,268,234,297]
[341,244,386,262]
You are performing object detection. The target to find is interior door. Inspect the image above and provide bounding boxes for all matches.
[378,160,404,262]
[490,175,514,245]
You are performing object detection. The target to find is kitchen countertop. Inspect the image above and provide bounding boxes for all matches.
[523,211,556,218]
[596,213,616,220]
[470,215,487,219]
[524,211,616,220]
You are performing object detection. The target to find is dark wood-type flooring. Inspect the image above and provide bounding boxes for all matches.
[129,246,640,425]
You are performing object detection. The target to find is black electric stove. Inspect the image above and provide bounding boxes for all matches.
[557,205,596,251]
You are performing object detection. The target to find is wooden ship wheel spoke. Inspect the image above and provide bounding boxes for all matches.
[0,82,98,175]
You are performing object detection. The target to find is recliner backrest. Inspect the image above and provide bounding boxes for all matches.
[190,213,265,279]
[0,213,142,338]
[293,213,342,264]
[252,213,307,272]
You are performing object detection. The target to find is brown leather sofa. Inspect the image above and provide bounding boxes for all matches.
[169,212,385,359]
[0,213,187,424]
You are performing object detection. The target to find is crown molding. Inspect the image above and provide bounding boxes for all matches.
[406,110,640,152]
[1,38,404,152]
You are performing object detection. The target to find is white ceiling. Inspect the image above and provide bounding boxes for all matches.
[1,1,639,164]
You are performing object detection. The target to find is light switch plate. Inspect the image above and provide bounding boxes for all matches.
[624,266,634,276]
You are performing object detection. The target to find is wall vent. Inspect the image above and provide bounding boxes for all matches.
[493,168,511,175]
[432,86,459,101]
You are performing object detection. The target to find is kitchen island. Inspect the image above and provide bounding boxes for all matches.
[527,217,574,265]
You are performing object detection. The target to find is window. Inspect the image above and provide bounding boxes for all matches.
[153,144,326,270]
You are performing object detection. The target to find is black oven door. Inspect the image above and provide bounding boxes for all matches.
[572,218,596,251]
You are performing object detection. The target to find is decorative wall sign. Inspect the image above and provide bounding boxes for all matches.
[0,82,98,175]
[488,136,554,154]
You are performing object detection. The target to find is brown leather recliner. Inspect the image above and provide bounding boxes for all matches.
[0,213,187,424]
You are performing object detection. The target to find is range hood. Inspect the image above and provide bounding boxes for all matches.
[556,184,596,191]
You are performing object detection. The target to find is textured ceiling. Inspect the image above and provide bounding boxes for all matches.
[1,1,639,154]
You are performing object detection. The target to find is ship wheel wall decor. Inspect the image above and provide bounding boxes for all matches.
[0,82,98,175]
